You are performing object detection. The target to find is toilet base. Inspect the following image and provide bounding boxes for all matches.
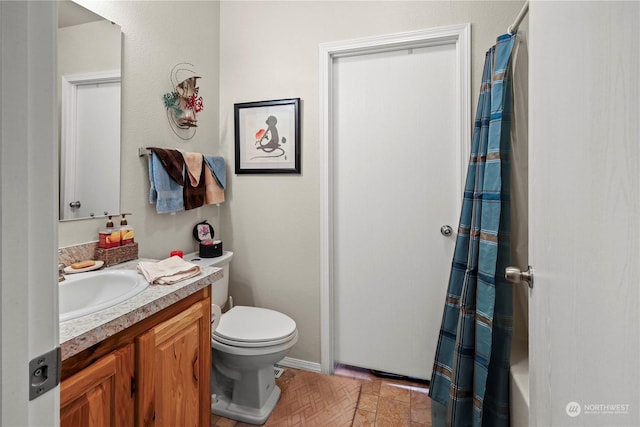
[212,385,281,425]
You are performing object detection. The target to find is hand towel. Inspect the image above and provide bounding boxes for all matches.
[204,164,225,204]
[149,147,184,186]
[204,156,226,190]
[180,150,204,187]
[181,151,206,210]
[148,152,184,214]
[137,256,201,285]
[148,153,157,203]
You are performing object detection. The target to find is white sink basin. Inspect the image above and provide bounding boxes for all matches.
[59,269,148,322]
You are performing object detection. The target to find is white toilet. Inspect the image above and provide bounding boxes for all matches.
[185,251,298,425]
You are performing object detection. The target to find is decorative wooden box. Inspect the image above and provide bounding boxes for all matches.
[96,242,138,267]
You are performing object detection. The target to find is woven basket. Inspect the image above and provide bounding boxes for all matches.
[96,242,139,267]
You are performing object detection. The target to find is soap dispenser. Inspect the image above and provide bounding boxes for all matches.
[120,213,135,245]
[98,215,121,248]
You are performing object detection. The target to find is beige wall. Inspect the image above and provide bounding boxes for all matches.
[58,20,120,77]
[58,0,526,365]
[58,0,222,256]
[219,1,526,363]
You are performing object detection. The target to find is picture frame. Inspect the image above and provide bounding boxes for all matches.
[234,98,301,174]
[192,220,214,242]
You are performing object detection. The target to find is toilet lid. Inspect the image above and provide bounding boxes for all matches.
[213,306,297,346]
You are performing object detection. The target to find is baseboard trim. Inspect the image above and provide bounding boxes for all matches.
[277,357,322,373]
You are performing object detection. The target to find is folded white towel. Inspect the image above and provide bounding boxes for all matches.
[137,256,201,285]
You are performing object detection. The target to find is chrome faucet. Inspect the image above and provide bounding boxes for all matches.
[58,263,65,282]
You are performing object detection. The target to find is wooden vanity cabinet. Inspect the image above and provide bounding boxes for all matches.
[60,288,211,427]
[136,299,211,427]
[60,344,134,427]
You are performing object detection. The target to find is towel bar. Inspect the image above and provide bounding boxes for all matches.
[138,147,220,158]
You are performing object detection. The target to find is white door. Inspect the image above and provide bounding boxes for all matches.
[1,1,60,425]
[74,81,120,218]
[529,1,640,425]
[330,29,468,380]
[61,74,120,219]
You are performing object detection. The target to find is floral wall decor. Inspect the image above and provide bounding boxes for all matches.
[163,63,203,140]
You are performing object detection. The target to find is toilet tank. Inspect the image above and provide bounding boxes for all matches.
[185,251,233,307]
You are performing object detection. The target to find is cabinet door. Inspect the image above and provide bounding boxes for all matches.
[60,344,134,427]
[136,300,211,427]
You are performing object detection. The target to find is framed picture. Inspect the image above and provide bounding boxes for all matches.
[192,220,214,242]
[234,98,300,174]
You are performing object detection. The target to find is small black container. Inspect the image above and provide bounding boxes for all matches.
[199,240,222,258]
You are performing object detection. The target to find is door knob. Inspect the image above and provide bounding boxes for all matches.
[505,266,534,289]
[69,201,81,208]
[440,225,453,237]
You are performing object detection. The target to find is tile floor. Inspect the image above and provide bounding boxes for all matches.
[335,365,432,427]
[210,364,432,426]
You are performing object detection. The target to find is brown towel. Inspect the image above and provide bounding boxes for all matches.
[149,147,184,186]
[184,160,206,210]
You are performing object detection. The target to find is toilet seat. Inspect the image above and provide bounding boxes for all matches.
[213,306,297,348]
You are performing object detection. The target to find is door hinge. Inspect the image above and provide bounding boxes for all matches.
[29,347,60,401]
[131,376,136,397]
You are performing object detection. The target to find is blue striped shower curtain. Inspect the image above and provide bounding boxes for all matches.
[429,33,516,427]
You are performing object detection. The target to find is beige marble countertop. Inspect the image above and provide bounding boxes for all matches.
[59,258,222,361]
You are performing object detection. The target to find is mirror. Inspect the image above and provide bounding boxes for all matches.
[58,1,122,221]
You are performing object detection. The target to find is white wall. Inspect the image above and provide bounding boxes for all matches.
[219,1,525,363]
[58,0,222,257]
[58,20,120,79]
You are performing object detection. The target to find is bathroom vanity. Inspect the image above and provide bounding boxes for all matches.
[59,259,222,427]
